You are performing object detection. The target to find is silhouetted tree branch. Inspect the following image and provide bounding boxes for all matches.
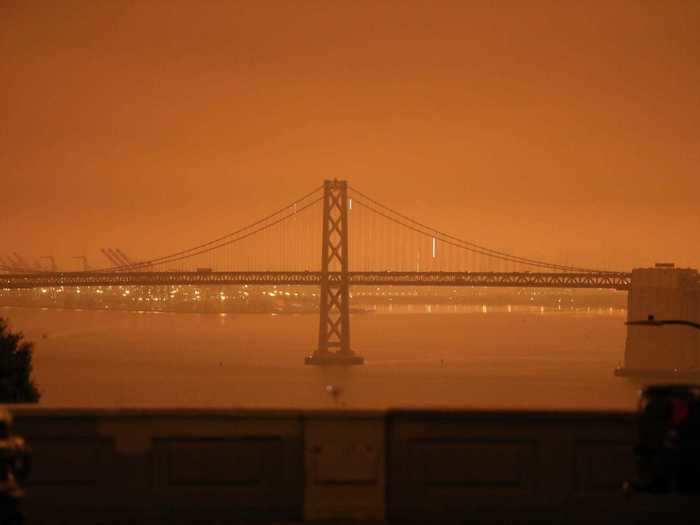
[0,318,40,403]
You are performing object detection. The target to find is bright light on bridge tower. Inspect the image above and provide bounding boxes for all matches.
[305,180,364,365]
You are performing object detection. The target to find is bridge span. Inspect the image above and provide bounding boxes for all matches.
[1,270,632,290]
[1,180,636,364]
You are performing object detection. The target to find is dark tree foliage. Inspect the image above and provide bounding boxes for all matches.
[0,317,40,403]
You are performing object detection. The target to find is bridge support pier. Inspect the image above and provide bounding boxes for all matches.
[617,265,700,378]
[306,180,364,365]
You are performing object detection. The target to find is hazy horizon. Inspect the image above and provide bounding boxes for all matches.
[2,1,699,271]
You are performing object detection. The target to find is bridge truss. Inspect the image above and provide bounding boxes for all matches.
[1,271,631,290]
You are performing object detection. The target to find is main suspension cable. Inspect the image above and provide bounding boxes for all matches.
[94,185,323,272]
[114,196,323,270]
[350,187,614,273]
[351,198,575,271]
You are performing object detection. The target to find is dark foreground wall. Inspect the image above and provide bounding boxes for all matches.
[8,408,694,524]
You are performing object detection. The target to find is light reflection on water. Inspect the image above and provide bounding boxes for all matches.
[2,305,635,411]
[371,303,626,316]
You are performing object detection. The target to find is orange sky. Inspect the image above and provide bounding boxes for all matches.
[1,1,699,271]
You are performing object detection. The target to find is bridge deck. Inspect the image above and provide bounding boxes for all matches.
[0,271,632,290]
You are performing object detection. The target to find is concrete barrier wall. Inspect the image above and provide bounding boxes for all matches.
[387,410,638,522]
[8,408,694,523]
[12,409,305,524]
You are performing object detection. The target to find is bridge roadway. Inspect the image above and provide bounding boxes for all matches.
[1,270,632,290]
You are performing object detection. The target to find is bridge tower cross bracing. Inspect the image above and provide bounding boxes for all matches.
[305,179,364,365]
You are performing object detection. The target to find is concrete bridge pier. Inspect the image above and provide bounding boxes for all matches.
[618,264,700,377]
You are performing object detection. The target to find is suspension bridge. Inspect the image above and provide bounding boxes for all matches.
[1,180,631,364]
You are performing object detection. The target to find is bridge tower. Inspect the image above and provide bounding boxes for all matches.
[305,180,364,365]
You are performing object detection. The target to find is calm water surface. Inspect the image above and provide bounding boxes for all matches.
[2,305,639,410]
